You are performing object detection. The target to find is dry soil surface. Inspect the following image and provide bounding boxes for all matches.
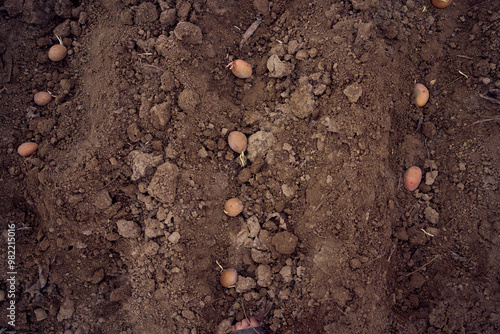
[0,0,499,333]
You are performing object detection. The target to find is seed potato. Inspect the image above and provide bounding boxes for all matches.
[220,268,238,288]
[34,92,52,106]
[18,142,38,157]
[224,197,244,217]
[48,44,67,62]
[227,59,252,78]
[413,83,429,107]
[404,166,422,191]
[228,131,247,154]
[432,0,453,9]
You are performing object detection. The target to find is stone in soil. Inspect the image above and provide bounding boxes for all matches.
[57,299,75,322]
[267,55,292,78]
[94,189,112,210]
[236,276,257,293]
[256,264,272,287]
[247,131,277,161]
[34,308,47,322]
[343,83,363,103]
[289,76,315,118]
[272,231,298,255]
[116,220,141,238]
[147,162,179,204]
[128,150,164,181]
[173,22,203,45]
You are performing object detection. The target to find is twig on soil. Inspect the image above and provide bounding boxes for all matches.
[450,251,466,261]
[254,297,273,322]
[215,260,224,272]
[402,255,440,278]
[5,55,12,83]
[472,116,500,124]
[416,117,423,132]
[101,174,120,189]
[241,299,259,334]
[387,244,397,262]
[192,308,204,318]
[458,70,469,79]
[457,55,473,60]
[239,17,262,50]
[483,22,497,32]
[141,64,162,74]
[337,306,348,315]
[312,191,333,213]
[318,298,347,315]
[467,1,490,10]
[424,138,431,160]
[421,228,434,237]
[367,252,386,265]
[138,140,151,152]
[433,75,466,95]
[408,201,420,223]
[479,89,500,105]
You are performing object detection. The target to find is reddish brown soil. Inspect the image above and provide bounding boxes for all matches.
[1,0,499,333]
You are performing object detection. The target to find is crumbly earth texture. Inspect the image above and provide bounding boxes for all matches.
[1,0,499,333]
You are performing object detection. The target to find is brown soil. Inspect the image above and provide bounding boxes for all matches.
[1,0,499,333]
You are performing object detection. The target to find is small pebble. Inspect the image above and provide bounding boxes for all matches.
[256,264,272,287]
[34,308,48,322]
[424,206,439,225]
[410,272,425,290]
[295,49,309,60]
[95,190,112,210]
[421,121,436,138]
[182,309,195,320]
[198,147,208,158]
[116,220,141,238]
[90,268,105,284]
[349,258,362,269]
[425,171,439,186]
[57,299,75,322]
[279,266,293,283]
[246,216,261,238]
[110,286,131,302]
[235,276,256,293]
[272,231,298,255]
[168,231,181,244]
[282,184,295,198]
[343,83,362,103]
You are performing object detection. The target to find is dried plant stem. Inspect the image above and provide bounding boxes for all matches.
[473,116,500,124]
[402,255,440,278]
[240,17,262,49]
[241,299,259,334]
